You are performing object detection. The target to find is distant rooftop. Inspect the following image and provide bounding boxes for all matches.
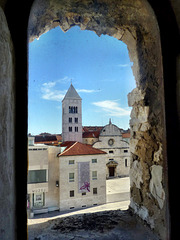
[58,141,107,157]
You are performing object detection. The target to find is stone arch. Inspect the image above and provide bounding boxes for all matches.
[28,0,168,238]
[2,0,180,239]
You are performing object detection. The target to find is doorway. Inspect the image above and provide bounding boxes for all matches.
[109,167,115,177]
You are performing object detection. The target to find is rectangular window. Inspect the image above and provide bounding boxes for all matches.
[28,170,47,184]
[109,159,114,161]
[69,106,78,113]
[69,117,72,123]
[75,118,78,123]
[125,159,128,167]
[124,150,128,153]
[69,160,75,165]
[69,106,72,113]
[69,127,72,132]
[92,171,97,180]
[69,173,74,182]
[109,150,114,154]
[92,159,97,163]
[82,192,86,196]
[93,188,97,195]
[75,127,78,132]
[70,190,74,197]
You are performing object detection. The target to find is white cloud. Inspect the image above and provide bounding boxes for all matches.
[57,76,72,84]
[117,63,133,68]
[92,100,131,117]
[41,78,100,102]
[42,81,56,88]
[77,89,101,93]
[41,80,66,101]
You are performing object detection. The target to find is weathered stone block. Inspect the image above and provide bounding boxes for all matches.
[149,165,165,209]
[129,138,139,154]
[128,88,145,107]
[153,144,162,163]
[129,160,143,189]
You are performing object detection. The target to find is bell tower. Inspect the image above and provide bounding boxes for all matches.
[62,84,82,143]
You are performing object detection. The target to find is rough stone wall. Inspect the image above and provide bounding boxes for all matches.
[28,0,168,239]
[0,6,15,240]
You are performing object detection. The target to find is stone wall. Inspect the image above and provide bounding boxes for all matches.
[46,146,61,209]
[0,6,15,240]
[59,154,106,211]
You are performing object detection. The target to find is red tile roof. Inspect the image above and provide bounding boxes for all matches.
[58,142,107,157]
[60,141,76,148]
[35,141,59,145]
[83,126,103,132]
[122,133,130,138]
[82,131,101,138]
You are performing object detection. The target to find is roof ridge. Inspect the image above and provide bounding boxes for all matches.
[60,141,77,155]
[59,141,107,156]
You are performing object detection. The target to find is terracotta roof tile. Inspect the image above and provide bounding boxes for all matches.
[58,142,107,157]
[82,131,101,138]
[122,133,130,138]
[83,126,103,132]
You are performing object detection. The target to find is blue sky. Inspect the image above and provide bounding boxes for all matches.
[28,26,136,135]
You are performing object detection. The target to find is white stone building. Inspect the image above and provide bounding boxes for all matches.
[93,120,130,178]
[57,141,107,211]
[27,137,60,215]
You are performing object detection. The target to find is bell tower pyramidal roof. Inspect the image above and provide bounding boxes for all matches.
[62,84,82,102]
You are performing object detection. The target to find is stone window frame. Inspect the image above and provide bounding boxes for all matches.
[92,171,97,180]
[93,188,97,195]
[69,160,75,165]
[92,159,97,163]
[70,190,74,197]
[69,173,75,182]
[125,159,128,167]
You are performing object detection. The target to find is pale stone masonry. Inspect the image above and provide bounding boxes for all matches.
[62,84,82,143]
[58,142,107,211]
[93,120,130,178]
[27,139,60,215]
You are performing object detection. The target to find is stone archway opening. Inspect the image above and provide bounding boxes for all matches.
[28,0,169,239]
[106,160,118,177]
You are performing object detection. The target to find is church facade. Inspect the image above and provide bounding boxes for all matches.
[93,120,130,178]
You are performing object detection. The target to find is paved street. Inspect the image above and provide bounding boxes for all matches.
[106,177,130,203]
[28,177,130,226]
[28,177,158,240]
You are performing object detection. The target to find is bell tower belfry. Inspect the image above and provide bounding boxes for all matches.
[62,84,82,143]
